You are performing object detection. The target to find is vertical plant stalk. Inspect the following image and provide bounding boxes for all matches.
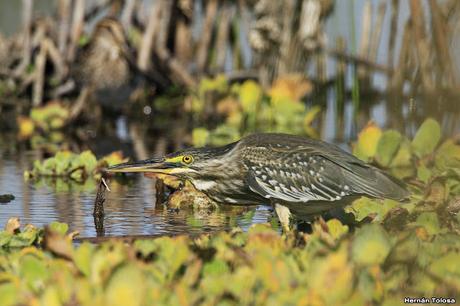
[277,0,295,76]
[156,0,172,51]
[196,0,218,74]
[349,0,360,116]
[357,0,371,81]
[129,123,149,160]
[429,0,456,86]
[154,1,196,87]
[174,0,193,65]
[215,3,235,71]
[369,1,387,76]
[58,0,71,54]
[335,37,346,141]
[137,1,161,71]
[14,0,33,76]
[121,0,136,31]
[67,0,85,62]
[387,0,399,75]
[408,0,433,91]
[32,42,47,106]
[43,38,66,83]
[390,21,411,93]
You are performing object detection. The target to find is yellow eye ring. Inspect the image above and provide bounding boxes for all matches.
[182,155,193,164]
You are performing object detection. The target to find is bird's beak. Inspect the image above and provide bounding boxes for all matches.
[106,157,193,175]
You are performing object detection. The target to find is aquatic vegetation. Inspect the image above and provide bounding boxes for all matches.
[17,102,69,139]
[189,75,319,146]
[347,118,460,222]
[24,151,127,182]
[2,118,459,305]
[1,213,460,305]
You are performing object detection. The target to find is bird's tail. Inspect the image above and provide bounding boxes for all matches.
[348,166,410,201]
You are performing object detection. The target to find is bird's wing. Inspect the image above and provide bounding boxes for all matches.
[245,152,354,203]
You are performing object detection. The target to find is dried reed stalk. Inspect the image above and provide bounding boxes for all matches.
[58,0,71,54]
[357,0,372,80]
[174,0,193,65]
[369,1,387,65]
[138,1,161,71]
[67,0,85,62]
[429,0,456,86]
[196,0,218,73]
[409,0,433,91]
[32,42,47,106]
[121,0,136,30]
[215,3,235,71]
[13,0,33,76]
[387,0,399,72]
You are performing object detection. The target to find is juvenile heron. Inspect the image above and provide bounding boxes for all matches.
[107,133,409,230]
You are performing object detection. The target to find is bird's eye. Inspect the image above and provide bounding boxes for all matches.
[182,155,193,164]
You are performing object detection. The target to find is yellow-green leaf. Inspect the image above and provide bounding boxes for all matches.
[352,224,391,266]
[411,118,441,157]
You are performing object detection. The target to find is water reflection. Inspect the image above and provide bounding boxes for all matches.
[0,152,273,237]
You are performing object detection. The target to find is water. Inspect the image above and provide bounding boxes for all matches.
[0,151,273,237]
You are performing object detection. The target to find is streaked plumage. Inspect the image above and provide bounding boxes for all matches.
[108,133,409,229]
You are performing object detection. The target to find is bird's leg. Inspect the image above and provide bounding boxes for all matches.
[274,203,293,233]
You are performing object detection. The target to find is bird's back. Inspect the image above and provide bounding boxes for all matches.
[237,133,409,203]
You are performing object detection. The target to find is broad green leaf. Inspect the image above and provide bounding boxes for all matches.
[105,264,145,306]
[0,283,20,306]
[310,245,354,304]
[73,242,95,277]
[20,254,49,291]
[353,122,382,161]
[434,140,460,171]
[78,150,98,173]
[429,252,460,288]
[375,130,402,167]
[345,198,398,222]
[203,259,229,276]
[352,224,391,266]
[326,219,349,240]
[0,231,12,246]
[417,164,432,183]
[239,80,262,114]
[49,221,68,235]
[414,212,440,236]
[411,118,441,157]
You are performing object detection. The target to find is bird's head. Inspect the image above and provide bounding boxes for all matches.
[106,142,238,180]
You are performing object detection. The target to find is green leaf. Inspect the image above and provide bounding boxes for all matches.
[411,118,441,157]
[78,150,98,173]
[352,224,392,266]
[434,140,460,171]
[203,259,229,276]
[105,264,145,306]
[73,242,95,277]
[375,130,402,167]
[353,122,382,161]
[414,212,440,236]
[239,80,262,114]
[345,198,398,222]
[0,283,20,306]
[326,219,349,240]
[429,252,460,288]
[49,221,69,235]
[20,254,49,291]
[417,164,432,183]
[0,231,12,246]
